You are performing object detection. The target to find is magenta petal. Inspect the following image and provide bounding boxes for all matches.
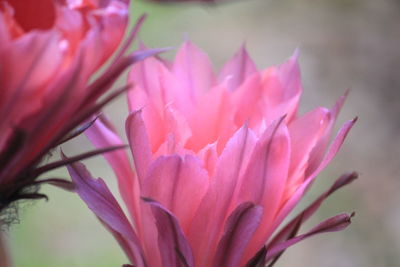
[126,110,153,184]
[266,212,354,262]
[66,160,145,267]
[273,118,357,228]
[212,202,263,267]
[268,172,358,250]
[173,41,216,101]
[144,198,194,267]
[237,118,290,262]
[306,118,357,182]
[219,45,257,91]
[238,117,290,205]
[253,172,358,266]
[142,154,208,232]
[188,125,257,267]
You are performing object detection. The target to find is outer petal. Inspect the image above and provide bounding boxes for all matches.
[261,51,302,124]
[126,110,153,184]
[267,172,358,250]
[67,160,145,267]
[266,213,354,262]
[86,116,134,195]
[238,118,291,264]
[286,107,331,193]
[145,199,194,267]
[142,154,209,232]
[231,73,264,129]
[305,93,348,176]
[86,116,140,227]
[212,202,263,267]
[0,30,63,131]
[188,125,257,267]
[219,45,257,92]
[173,41,216,103]
[272,118,357,231]
[128,56,167,112]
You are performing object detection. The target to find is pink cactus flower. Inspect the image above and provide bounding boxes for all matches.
[145,0,220,3]
[0,0,160,219]
[69,42,357,266]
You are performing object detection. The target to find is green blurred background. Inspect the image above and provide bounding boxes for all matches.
[6,0,400,266]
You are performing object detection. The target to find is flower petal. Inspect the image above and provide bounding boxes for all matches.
[219,45,257,91]
[125,110,153,184]
[86,115,140,227]
[144,198,194,267]
[265,213,354,262]
[286,107,331,191]
[261,50,302,123]
[188,125,257,266]
[238,118,291,263]
[173,41,216,103]
[67,160,145,267]
[142,154,209,232]
[212,202,263,267]
[273,118,357,231]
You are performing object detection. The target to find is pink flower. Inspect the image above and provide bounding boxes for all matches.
[69,42,357,266]
[0,0,159,219]
[146,0,220,3]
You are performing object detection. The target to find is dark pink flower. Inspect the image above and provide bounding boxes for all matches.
[69,42,356,266]
[145,0,219,3]
[0,0,159,220]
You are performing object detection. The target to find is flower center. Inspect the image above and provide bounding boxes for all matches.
[1,0,56,32]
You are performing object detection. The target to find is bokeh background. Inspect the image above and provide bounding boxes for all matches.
[6,0,400,266]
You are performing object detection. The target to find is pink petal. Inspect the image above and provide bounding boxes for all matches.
[127,56,166,112]
[85,115,141,230]
[305,93,349,176]
[212,202,263,267]
[173,41,216,103]
[142,154,209,232]
[238,118,291,263]
[186,85,235,152]
[266,213,354,262]
[263,172,358,265]
[0,31,63,129]
[273,118,357,230]
[260,50,302,123]
[231,73,264,128]
[219,45,257,91]
[125,110,153,184]
[145,199,194,267]
[188,125,257,266]
[67,160,145,267]
[286,107,331,191]
[198,143,218,176]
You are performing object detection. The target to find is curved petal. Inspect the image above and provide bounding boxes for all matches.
[266,213,354,263]
[219,45,257,92]
[67,160,145,267]
[173,41,216,103]
[286,107,331,192]
[85,115,140,226]
[261,50,302,124]
[187,125,257,266]
[125,110,152,184]
[145,199,194,267]
[142,154,209,232]
[212,202,263,267]
[272,118,357,231]
[238,118,291,264]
